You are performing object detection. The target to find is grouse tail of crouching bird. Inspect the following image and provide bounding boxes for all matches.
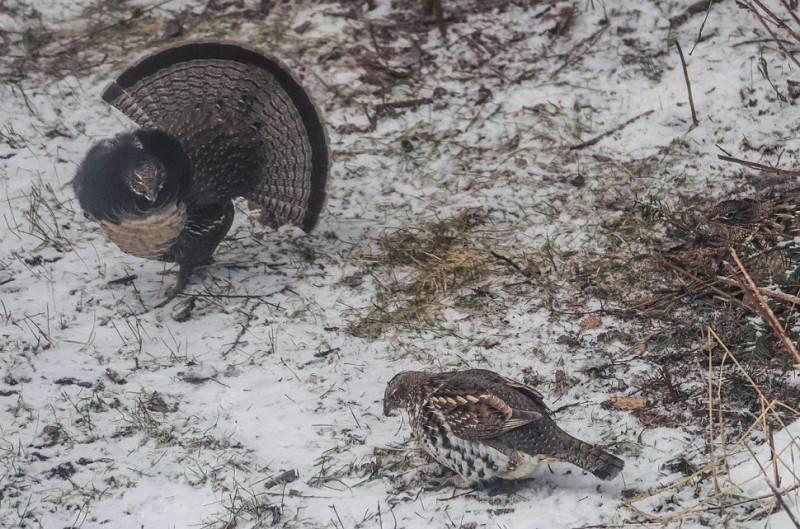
[73,40,329,294]
[384,369,624,487]
[534,427,624,480]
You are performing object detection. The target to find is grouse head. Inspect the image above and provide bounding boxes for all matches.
[74,129,192,259]
[708,198,765,228]
[75,129,190,222]
[383,371,429,416]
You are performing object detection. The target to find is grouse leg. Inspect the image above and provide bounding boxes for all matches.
[154,265,191,308]
[154,202,234,308]
[173,264,191,295]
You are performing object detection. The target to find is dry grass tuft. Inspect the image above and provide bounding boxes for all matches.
[611,190,800,429]
[377,207,488,297]
[347,208,491,339]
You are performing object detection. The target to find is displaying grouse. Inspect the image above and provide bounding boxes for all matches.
[384,369,624,487]
[73,40,329,294]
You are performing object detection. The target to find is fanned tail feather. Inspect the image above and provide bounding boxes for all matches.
[101,40,329,232]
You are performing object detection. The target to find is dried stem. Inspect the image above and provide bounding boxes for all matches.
[724,248,800,364]
[746,0,800,69]
[674,40,699,127]
[717,153,800,176]
[569,109,654,150]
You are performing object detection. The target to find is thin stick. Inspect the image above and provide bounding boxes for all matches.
[489,250,528,276]
[374,98,434,112]
[744,442,800,529]
[751,0,800,42]
[766,416,780,490]
[569,109,654,150]
[50,0,174,52]
[515,22,610,83]
[433,0,446,36]
[669,0,725,29]
[714,275,800,305]
[552,24,609,77]
[747,0,800,69]
[658,258,751,311]
[708,330,721,499]
[726,248,800,364]
[690,0,715,54]
[717,153,800,176]
[778,0,800,29]
[674,41,699,127]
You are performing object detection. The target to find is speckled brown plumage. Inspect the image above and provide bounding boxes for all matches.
[384,369,624,487]
[73,40,329,294]
[708,199,798,246]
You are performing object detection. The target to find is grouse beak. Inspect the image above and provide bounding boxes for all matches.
[142,187,159,203]
[383,404,397,417]
[139,176,163,203]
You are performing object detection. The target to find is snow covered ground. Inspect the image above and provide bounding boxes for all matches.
[1,0,798,528]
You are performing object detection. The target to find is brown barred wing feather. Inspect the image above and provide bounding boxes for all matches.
[427,390,543,441]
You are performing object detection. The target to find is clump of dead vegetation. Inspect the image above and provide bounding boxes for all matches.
[570,1,800,435]
[588,170,800,433]
[627,330,800,528]
[347,208,492,339]
[0,0,310,82]
[628,0,800,427]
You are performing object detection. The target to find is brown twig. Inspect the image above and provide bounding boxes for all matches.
[222,300,261,357]
[674,41,699,127]
[767,423,780,489]
[656,258,751,311]
[779,0,800,29]
[432,0,446,37]
[669,0,726,29]
[660,365,682,401]
[724,248,800,364]
[743,442,800,529]
[751,0,800,41]
[552,23,609,77]
[515,23,609,83]
[690,0,716,54]
[50,0,174,52]
[569,110,654,150]
[489,250,526,275]
[745,0,800,69]
[716,276,800,306]
[177,289,284,300]
[717,154,800,176]
[374,97,433,112]
[107,274,138,286]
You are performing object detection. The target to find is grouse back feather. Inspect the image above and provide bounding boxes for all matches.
[74,40,329,294]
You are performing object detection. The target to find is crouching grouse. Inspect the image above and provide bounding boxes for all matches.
[384,369,624,487]
[73,40,329,295]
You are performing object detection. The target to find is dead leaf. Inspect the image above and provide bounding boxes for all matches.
[602,396,647,409]
[580,315,602,330]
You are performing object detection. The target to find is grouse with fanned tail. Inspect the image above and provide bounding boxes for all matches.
[73,40,329,295]
[384,369,624,487]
